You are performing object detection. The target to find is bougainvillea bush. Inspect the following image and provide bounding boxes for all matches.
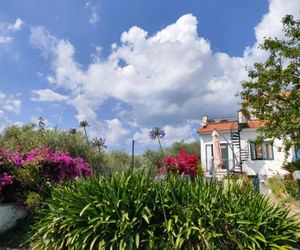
[161,150,199,177]
[0,146,92,207]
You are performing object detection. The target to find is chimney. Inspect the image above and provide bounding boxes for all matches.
[237,110,248,124]
[201,115,208,127]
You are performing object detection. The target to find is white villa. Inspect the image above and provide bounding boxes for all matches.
[198,111,299,179]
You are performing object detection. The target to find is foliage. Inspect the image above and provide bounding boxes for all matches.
[103,150,132,173]
[239,15,300,152]
[24,192,42,209]
[282,175,298,199]
[268,175,286,197]
[30,172,299,249]
[0,124,106,173]
[142,141,201,172]
[167,140,200,159]
[142,149,164,169]
[162,150,199,177]
[268,175,298,199]
[79,120,90,145]
[0,146,92,206]
[284,159,300,173]
[149,127,165,154]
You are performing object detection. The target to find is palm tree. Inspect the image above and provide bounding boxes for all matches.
[149,127,165,155]
[79,120,89,145]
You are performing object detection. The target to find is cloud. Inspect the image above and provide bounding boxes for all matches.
[0,110,10,132]
[89,9,99,25]
[0,91,22,131]
[29,26,57,57]
[85,1,99,25]
[244,0,300,63]
[133,121,198,147]
[31,89,69,102]
[0,18,24,44]
[6,18,24,31]
[30,14,245,127]
[81,118,129,146]
[104,119,129,145]
[0,36,12,43]
[29,0,300,148]
[0,92,22,114]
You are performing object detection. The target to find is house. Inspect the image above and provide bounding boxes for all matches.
[198,111,298,179]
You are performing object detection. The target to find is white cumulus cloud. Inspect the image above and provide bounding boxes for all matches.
[31,89,69,102]
[29,0,300,148]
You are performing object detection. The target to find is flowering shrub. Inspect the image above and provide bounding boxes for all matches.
[0,146,92,205]
[162,150,199,177]
[0,173,13,192]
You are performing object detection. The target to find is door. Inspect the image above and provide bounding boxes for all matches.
[220,143,229,169]
[205,144,213,171]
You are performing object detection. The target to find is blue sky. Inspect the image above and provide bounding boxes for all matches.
[0,0,299,152]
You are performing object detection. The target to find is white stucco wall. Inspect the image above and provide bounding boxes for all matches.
[200,128,292,176]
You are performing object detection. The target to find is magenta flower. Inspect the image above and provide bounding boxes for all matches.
[0,172,13,192]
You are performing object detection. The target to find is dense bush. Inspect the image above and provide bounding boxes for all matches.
[0,124,105,173]
[104,150,132,173]
[141,141,201,169]
[283,177,298,199]
[268,175,286,197]
[30,172,299,249]
[284,159,300,174]
[268,175,299,199]
[166,140,200,159]
[0,146,92,206]
[162,150,200,176]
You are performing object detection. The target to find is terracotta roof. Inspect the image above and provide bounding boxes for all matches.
[198,119,264,133]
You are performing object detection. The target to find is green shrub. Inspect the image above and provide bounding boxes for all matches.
[268,175,286,197]
[284,159,300,173]
[268,175,299,199]
[104,150,132,173]
[283,176,298,199]
[166,141,201,159]
[24,192,42,209]
[30,172,299,249]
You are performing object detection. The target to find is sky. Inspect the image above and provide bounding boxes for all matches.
[0,0,299,153]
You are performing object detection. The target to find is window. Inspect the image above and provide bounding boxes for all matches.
[205,144,213,171]
[250,141,274,160]
[205,143,230,170]
[220,144,229,169]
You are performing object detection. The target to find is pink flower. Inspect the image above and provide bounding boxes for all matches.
[162,150,198,177]
[0,172,13,192]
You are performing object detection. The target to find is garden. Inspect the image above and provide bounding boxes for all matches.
[0,121,299,249]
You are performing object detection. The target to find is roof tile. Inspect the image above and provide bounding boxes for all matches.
[198,119,264,133]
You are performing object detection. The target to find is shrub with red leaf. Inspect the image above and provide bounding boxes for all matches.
[162,150,199,177]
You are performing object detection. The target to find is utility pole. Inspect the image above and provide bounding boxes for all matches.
[131,140,135,171]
